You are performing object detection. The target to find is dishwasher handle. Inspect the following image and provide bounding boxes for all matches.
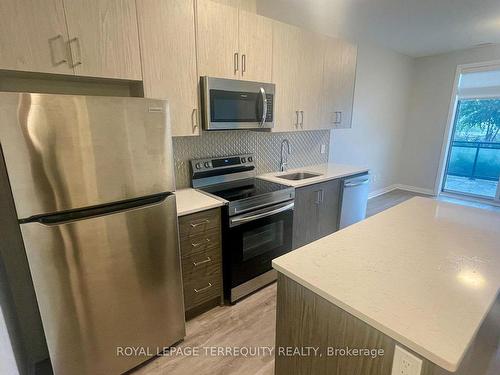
[344,178,369,188]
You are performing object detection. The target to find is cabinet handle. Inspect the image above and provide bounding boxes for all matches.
[190,219,210,228]
[193,257,212,267]
[315,189,324,204]
[192,108,199,133]
[300,110,304,128]
[68,37,82,68]
[334,111,342,125]
[242,54,246,75]
[295,111,300,128]
[49,35,68,65]
[194,282,212,293]
[191,238,211,248]
[234,52,239,74]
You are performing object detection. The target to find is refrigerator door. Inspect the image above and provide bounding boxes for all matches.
[0,92,175,219]
[19,194,185,375]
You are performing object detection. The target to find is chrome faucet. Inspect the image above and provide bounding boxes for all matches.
[280,139,291,172]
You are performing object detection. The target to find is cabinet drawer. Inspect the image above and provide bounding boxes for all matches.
[183,274,222,310]
[181,246,221,279]
[179,229,220,258]
[179,208,220,237]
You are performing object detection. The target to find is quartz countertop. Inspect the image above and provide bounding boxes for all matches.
[257,163,369,187]
[175,188,225,216]
[272,197,500,372]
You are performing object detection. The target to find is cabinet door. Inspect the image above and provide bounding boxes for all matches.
[62,0,142,80]
[318,179,341,238]
[322,37,357,129]
[238,10,272,82]
[271,20,301,132]
[298,30,325,130]
[196,0,239,79]
[292,184,321,249]
[292,180,341,249]
[0,0,72,75]
[137,0,200,136]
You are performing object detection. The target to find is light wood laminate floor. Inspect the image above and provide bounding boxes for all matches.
[132,190,499,375]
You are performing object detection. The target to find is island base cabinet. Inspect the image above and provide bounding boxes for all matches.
[275,273,499,375]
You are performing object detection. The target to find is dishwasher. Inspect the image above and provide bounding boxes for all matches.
[339,173,370,229]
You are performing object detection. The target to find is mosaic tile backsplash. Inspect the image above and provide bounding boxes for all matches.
[172,130,331,188]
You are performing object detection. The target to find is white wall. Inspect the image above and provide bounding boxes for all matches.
[329,43,414,194]
[399,45,500,192]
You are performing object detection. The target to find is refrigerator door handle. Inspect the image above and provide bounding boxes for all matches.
[21,193,171,225]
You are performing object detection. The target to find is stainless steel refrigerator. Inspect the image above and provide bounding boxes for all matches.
[0,93,185,374]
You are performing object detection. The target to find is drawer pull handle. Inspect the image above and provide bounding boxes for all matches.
[191,238,211,248]
[194,282,212,293]
[190,219,210,228]
[193,257,212,267]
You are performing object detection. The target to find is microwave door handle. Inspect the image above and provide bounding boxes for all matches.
[230,202,294,226]
[259,87,267,127]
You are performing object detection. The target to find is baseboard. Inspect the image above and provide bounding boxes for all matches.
[368,184,399,199]
[396,184,435,196]
[368,184,434,199]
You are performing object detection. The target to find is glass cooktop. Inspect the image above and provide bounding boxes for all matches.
[201,179,291,202]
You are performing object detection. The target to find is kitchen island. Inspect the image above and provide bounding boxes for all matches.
[273,197,499,375]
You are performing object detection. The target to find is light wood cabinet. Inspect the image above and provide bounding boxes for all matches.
[272,21,326,132]
[137,0,200,136]
[271,21,301,132]
[196,0,272,81]
[322,38,357,129]
[0,0,142,80]
[196,0,239,79]
[0,0,72,75]
[299,30,325,130]
[62,0,142,80]
[238,10,272,82]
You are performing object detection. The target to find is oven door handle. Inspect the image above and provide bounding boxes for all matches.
[230,202,294,227]
[259,87,267,127]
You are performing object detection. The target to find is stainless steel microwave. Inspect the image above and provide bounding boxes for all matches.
[201,76,275,130]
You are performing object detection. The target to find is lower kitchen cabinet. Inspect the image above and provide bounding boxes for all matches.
[178,208,223,319]
[292,179,341,249]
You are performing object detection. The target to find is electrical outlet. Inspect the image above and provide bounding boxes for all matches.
[320,144,326,154]
[391,345,422,375]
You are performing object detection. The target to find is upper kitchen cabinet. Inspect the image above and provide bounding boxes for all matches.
[137,0,199,136]
[322,37,357,129]
[0,0,73,75]
[298,30,325,131]
[271,20,301,132]
[238,10,272,82]
[62,0,142,80]
[196,0,239,79]
[196,0,272,81]
[272,21,325,132]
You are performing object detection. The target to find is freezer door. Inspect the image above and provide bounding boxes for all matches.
[20,194,185,375]
[0,92,175,219]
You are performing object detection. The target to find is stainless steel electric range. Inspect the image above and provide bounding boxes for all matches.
[191,154,294,303]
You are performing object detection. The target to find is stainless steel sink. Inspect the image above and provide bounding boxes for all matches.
[277,172,322,181]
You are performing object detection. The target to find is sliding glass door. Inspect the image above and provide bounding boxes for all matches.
[442,98,500,201]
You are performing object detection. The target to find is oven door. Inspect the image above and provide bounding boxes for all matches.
[226,201,294,288]
[202,76,274,130]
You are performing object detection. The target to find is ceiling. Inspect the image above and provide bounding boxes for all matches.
[256,0,500,57]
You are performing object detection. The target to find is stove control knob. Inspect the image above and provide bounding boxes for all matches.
[204,162,211,168]
[241,157,246,163]
[195,162,202,169]
[248,156,253,162]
